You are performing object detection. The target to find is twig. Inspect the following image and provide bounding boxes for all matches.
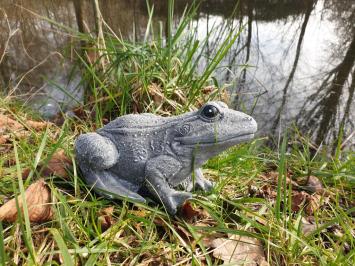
[93,0,109,70]
[0,9,19,65]
[5,52,63,98]
[341,130,355,150]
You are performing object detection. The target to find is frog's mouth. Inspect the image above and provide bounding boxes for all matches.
[175,132,255,147]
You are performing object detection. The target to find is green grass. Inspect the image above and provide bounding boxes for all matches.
[0,102,354,265]
[1,1,355,265]
[66,0,241,122]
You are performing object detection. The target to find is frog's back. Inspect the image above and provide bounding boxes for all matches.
[103,113,171,130]
[97,111,196,138]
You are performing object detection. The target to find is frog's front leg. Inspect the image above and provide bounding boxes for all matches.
[145,155,192,215]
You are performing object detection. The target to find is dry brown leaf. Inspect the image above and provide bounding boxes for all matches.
[0,135,9,144]
[0,113,51,146]
[304,176,324,194]
[180,201,200,221]
[301,218,322,236]
[249,183,277,199]
[0,179,53,223]
[22,150,72,179]
[41,149,72,178]
[98,206,115,231]
[260,171,299,187]
[305,194,322,215]
[148,83,164,106]
[301,223,317,236]
[0,114,23,132]
[211,235,268,265]
[180,201,214,226]
[26,120,51,131]
[175,224,193,242]
[291,191,309,212]
[153,217,166,227]
[200,230,228,248]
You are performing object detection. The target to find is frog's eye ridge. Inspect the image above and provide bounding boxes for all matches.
[201,105,219,119]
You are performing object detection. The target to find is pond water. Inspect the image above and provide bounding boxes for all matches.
[0,0,354,149]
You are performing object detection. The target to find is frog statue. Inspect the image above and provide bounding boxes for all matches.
[75,101,257,214]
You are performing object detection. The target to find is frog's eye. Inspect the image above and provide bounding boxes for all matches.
[201,105,220,119]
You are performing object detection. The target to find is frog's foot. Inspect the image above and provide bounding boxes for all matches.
[81,166,146,203]
[182,168,214,192]
[164,191,192,214]
[195,178,214,192]
[194,168,214,192]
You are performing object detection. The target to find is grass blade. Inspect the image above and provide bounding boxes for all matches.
[275,132,287,221]
[0,222,7,265]
[51,228,74,266]
[13,141,36,263]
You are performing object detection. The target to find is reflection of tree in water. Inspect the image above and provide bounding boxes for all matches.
[297,0,355,149]
[229,0,320,113]
[297,36,355,148]
[1,0,354,148]
[271,0,315,132]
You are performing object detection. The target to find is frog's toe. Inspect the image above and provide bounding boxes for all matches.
[166,192,192,214]
[197,179,214,192]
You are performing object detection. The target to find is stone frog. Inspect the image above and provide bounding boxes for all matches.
[75,101,257,214]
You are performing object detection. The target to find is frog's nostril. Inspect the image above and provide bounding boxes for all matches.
[243,116,253,121]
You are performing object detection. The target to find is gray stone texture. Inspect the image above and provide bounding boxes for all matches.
[75,101,257,214]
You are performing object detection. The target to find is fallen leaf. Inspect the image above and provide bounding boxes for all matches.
[98,206,114,231]
[26,120,51,131]
[0,179,53,223]
[260,171,299,187]
[22,150,73,179]
[180,201,200,221]
[0,114,23,133]
[0,113,51,145]
[291,191,309,212]
[251,184,277,199]
[40,149,72,178]
[301,218,319,236]
[200,231,228,247]
[305,194,322,215]
[175,224,193,243]
[304,176,324,194]
[211,235,268,265]
[153,217,166,227]
[180,202,214,226]
[0,135,9,144]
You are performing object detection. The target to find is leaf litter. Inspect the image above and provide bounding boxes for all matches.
[254,171,328,216]
[22,149,73,179]
[98,206,115,231]
[179,201,268,265]
[211,235,268,266]
[0,111,344,264]
[0,179,53,223]
[0,143,71,223]
[0,112,51,145]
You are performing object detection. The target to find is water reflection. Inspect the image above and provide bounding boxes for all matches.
[0,0,353,149]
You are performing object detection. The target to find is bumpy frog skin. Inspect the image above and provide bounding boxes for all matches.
[75,101,257,214]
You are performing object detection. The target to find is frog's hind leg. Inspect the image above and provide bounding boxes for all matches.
[75,132,145,203]
[81,166,146,203]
